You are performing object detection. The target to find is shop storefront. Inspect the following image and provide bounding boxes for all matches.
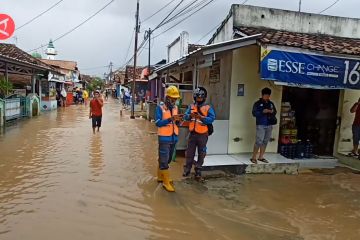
[260,47,360,158]
[41,71,65,111]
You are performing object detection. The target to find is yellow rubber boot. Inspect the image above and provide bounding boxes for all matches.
[160,170,175,192]
[157,169,173,183]
[157,169,163,182]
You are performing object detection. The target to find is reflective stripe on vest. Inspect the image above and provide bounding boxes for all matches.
[158,105,179,137]
[189,104,210,134]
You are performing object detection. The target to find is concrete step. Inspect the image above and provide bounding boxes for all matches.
[201,153,338,175]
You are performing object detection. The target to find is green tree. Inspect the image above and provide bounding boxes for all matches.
[87,77,105,92]
[0,76,13,98]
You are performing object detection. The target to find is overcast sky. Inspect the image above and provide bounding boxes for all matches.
[0,0,358,76]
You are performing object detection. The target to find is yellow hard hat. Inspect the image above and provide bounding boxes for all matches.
[165,86,181,99]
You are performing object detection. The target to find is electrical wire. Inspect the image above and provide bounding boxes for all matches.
[28,0,115,53]
[158,0,201,27]
[16,0,64,31]
[154,0,216,39]
[122,28,135,67]
[81,65,110,71]
[319,0,341,14]
[195,0,249,44]
[154,0,185,31]
[142,0,178,23]
[119,38,149,69]
[195,23,221,43]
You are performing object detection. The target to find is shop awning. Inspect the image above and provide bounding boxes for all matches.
[260,46,360,90]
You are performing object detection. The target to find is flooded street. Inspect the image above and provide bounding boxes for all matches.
[0,101,360,240]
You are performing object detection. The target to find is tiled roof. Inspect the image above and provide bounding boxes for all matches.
[235,26,360,56]
[0,43,52,70]
[41,59,77,71]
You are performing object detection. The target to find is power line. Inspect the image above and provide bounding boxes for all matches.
[122,28,135,67]
[121,0,212,71]
[158,0,201,27]
[142,0,178,23]
[195,0,248,44]
[154,0,216,39]
[28,0,115,52]
[81,65,110,71]
[319,0,341,14]
[154,0,185,31]
[195,23,221,43]
[120,38,149,69]
[16,0,65,31]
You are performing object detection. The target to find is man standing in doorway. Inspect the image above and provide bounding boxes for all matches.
[183,87,216,181]
[155,86,182,192]
[349,98,360,157]
[251,87,277,164]
[89,90,104,134]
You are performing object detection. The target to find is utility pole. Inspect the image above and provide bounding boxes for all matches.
[109,62,113,82]
[146,28,152,104]
[131,0,140,119]
[298,0,302,12]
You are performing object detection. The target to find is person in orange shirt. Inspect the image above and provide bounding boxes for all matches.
[89,90,104,134]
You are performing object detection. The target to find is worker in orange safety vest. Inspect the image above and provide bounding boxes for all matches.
[155,86,182,192]
[183,87,216,181]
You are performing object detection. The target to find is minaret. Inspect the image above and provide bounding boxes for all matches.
[45,39,57,60]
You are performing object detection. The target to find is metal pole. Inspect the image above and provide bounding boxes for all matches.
[131,0,140,119]
[5,63,8,96]
[146,28,151,107]
[110,62,113,82]
[148,29,151,75]
[298,0,302,12]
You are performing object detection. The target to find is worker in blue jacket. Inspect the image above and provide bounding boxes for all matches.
[155,86,182,192]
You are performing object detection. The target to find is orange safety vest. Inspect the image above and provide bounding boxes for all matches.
[189,104,210,134]
[158,105,179,137]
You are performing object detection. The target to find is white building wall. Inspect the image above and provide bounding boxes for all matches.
[210,15,234,44]
[232,4,360,38]
[168,31,189,63]
[228,45,282,154]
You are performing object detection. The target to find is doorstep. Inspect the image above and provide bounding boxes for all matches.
[202,153,338,175]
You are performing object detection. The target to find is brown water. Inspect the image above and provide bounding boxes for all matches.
[0,101,360,240]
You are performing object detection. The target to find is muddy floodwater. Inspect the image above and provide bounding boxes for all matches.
[1,101,360,240]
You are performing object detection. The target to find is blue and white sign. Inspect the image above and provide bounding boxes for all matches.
[260,48,360,89]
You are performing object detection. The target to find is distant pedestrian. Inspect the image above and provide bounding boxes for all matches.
[105,90,109,100]
[251,87,277,164]
[61,88,67,107]
[89,90,104,134]
[83,89,89,106]
[349,98,360,157]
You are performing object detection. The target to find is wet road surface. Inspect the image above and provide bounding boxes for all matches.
[1,101,360,240]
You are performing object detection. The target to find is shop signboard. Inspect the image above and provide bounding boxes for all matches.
[260,47,360,89]
[48,71,65,83]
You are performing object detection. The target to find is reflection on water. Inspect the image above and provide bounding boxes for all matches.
[0,101,359,240]
[89,134,104,178]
